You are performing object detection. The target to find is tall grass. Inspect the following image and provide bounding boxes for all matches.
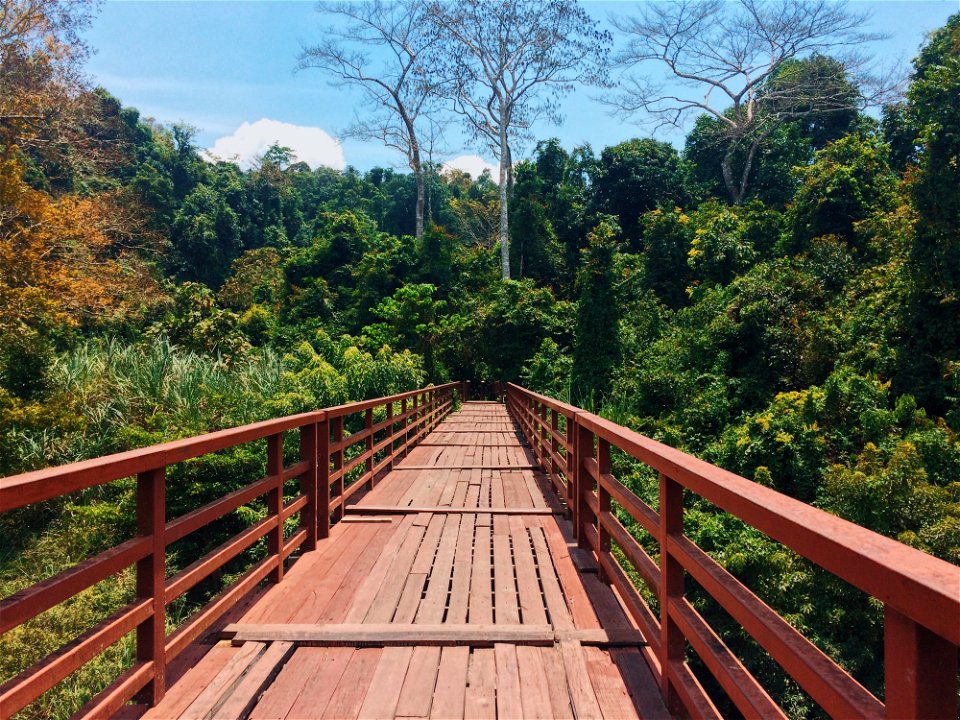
[1,335,426,719]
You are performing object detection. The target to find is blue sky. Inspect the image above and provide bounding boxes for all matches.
[83,1,957,174]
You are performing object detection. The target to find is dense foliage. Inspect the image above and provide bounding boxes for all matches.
[1,3,958,718]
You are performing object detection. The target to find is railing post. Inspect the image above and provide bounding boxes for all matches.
[565,411,575,516]
[332,416,344,523]
[884,607,957,718]
[659,471,685,714]
[574,418,594,549]
[400,397,409,458]
[136,467,166,705]
[538,402,548,467]
[267,433,284,583]
[386,400,395,469]
[550,409,560,482]
[299,423,318,552]
[597,438,612,584]
[318,417,330,539]
[365,407,374,485]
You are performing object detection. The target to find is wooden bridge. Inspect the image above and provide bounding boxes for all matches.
[1,383,958,719]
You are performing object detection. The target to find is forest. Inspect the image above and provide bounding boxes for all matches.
[1,0,958,717]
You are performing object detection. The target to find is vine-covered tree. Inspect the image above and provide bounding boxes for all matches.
[609,0,890,204]
[571,220,621,407]
[429,0,610,278]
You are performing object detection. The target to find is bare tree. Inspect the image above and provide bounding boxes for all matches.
[609,0,893,204]
[429,0,610,279]
[298,0,440,239]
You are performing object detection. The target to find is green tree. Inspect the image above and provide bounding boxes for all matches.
[786,135,899,253]
[896,14,960,414]
[509,160,564,286]
[171,184,242,287]
[591,138,686,249]
[571,220,621,407]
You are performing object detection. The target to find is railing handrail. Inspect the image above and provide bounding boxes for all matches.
[507,382,960,642]
[506,382,960,719]
[0,381,461,719]
[0,382,459,512]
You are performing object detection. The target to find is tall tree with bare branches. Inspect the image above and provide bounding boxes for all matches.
[429,0,610,279]
[298,0,440,240]
[609,0,893,204]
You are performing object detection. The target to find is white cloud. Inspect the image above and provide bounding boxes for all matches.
[442,154,499,182]
[207,118,345,171]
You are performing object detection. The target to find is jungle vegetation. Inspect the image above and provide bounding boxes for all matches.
[1,0,958,717]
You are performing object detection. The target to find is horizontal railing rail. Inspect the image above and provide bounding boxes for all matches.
[0,382,461,719]
[506,382,960,720]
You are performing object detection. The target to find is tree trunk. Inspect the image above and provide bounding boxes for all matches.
[499,127,511,279]
[404,110,425,240]
[415,169,425,240]
[721,142,743,205]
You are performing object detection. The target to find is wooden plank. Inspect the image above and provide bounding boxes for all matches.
[510,516,547,625]
[492,517,520,624]
[345,505,555,515]
[179,641,264,719]
[363,522,428,623]
[611,647,672,720]
[469,524,493,624]
[446,513,476,624]
[493,643,523,719]
[395,646,442,718]
[540,645,575,720]
[584,645,641,719]
[522,470,549,509]
[582,573,634,630]
[559,640,603,720]
[342,515,417,623]
[357,646,414,719]
[248,647,323,720]
[240,522,355,624]
[288,522,388,623]
[340,516,396,523]
[490,471,505,509]
[262,647,352,720]
[539,518,601,629]
[417,514,462,623]
[393,572,429,624]
[320,648,381,720]
[224,624,556,646]
[392,464,538,470]
[516,645,553,719]
[141,645,236,720]
[315,519,404,624]
[430,646,470,720]
[212,641,294,720]
[437,469,458,507]
[530,526,573,631]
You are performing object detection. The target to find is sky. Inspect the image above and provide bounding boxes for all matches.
[82,1,958,176]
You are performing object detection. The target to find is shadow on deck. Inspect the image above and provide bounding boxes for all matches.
[141,403,669,720]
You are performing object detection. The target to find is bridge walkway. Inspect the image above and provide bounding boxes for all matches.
[141,402,669,719]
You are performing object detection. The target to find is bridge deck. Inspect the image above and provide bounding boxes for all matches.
[142,403,668,720]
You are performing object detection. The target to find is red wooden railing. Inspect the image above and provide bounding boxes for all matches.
[0,382,461,719]
[507,383,960,720]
